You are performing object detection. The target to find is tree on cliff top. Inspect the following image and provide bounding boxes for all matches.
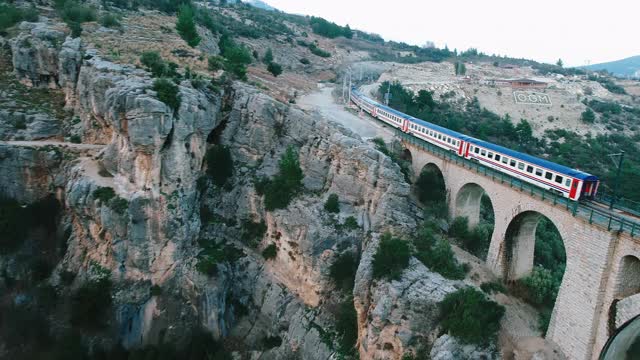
[176,4,200,47]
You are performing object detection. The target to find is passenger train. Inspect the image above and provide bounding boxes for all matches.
[350,88,599,201]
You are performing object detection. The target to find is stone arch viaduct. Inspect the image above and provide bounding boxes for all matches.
[399,138,640,360]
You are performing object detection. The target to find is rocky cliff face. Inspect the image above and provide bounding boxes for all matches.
[0,17,488,360]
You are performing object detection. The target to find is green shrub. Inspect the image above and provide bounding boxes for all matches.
[518,266,561,307]
[241,218,267,248]
[219,35,252,80]
[308,43,331,58]
[262,146,304,211]
[415,166,446,204]
[100,13,120,28]
[68,21,82,37]
[299,58,310,65]
[416,237,468,280]
[110,196,129,215]
[439,287,505,345]
[59,1,96,23]
[196,240,244,276]
[460,224,492,259]
[208,55,225,72]
[205,145,233,186]
[342,216,359,230]
[176,4,200,47]
[581,108,596,123]
[70,135,81,143]
[324,194,340,213]
[329,252,358,292]
[71,277,112,329]
[0,4,39,32]
[480,281,506,294]
[267,61,283,77]
[335,298,358,355]
[372,233,411,280]
[262,48,274,64]
[309,16,352,39]
[141,51,168,77]
[538,307,552,336]
[262,243,277,260]
[449,216,469,239]
[93,187,116,203]
[153,78,181,111]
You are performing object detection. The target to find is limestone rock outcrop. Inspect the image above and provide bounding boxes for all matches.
[0,18,484,360]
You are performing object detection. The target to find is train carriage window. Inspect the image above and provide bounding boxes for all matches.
[565,179,571,187]
[502,157,509,164]
[488,152,494,159]
[535,168,543,177]
[475,147,480,154]
[510,160,516,167]
[526,165,533,173]
[545,172,553,180]
[495,154,501,161]
[447,138,451,144]
[555,175,563,184]
[481,149,486,156]
[517,162,525,170]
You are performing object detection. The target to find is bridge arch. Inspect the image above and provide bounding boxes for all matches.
[412,162,448,219]
[502,211,566,281]
[453,182,490,228]
[608,255,640,335]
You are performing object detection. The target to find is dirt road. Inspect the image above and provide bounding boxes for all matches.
[298,84,394,142]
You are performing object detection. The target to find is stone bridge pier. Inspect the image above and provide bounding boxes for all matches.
[402,140,640,360]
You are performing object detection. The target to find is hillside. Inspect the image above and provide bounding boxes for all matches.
[582,55,640,78]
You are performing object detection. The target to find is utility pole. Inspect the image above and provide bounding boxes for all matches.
[385,81,391,105]
[342,73,346,103]
[609,151,625,210]
[348,69,352,105]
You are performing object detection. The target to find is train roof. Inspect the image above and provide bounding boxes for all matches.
[352,88,598,181]
[353,89,466,138]
[463,137,597,180]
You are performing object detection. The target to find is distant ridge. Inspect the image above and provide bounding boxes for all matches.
[580,55,640,78]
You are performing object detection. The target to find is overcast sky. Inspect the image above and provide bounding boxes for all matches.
[262,0,639,67]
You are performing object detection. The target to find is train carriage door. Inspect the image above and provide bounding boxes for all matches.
[569,179,580,200]
[372,107,377,117]
[464,142,471,158]
[402,120,409,132]
[458,140,464,156]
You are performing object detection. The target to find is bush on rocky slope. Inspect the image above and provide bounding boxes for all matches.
[153,78,181,111]
[0,3,39,32]
[255,146,304,211]
[372,233,411,280]
[439,287,505,345]
[176,4,200,47]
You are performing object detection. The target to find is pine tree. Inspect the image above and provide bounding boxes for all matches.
[176,4,200,47]
[262,48,274,64]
